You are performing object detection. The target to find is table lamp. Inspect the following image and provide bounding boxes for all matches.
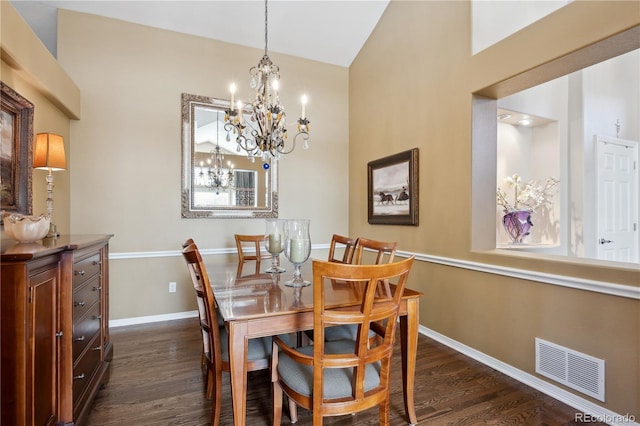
[33,132,66,238]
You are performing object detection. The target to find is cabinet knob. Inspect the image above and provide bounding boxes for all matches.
[75,270,86,276]
[93,286,102,292]
[74,335,85,342]
[92,345,102,351]
[74,300,85,307]
[74,373,86,380]
[92,260,102,266]
[93,314,102,320]
[55,331,63,338]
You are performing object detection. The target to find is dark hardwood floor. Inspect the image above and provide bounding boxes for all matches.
[85,318,603,425]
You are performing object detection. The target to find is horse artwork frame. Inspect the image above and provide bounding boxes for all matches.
[367,148,418,225]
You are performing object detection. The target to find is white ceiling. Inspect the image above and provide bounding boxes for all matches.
[10,0,390,67]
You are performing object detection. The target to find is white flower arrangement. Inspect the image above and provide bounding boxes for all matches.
[497,173,559,213]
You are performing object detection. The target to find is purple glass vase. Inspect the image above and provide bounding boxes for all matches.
[502,210,533,243]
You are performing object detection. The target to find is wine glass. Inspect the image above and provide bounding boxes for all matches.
[284,219,311,287]
[265,219,286,273]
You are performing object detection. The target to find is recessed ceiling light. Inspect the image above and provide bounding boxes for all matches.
[518,117,532,126]
[498,113,512,120]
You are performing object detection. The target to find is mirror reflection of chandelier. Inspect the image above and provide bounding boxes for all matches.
[224,0,310,162]
[199,118,235,194]
[199,145,234,195]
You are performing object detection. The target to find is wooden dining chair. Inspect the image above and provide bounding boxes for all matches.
[327,234,358,264]
[303,234,360,343]
[234,234,272,265]
[182,243,274,426]
[181,239,210,374]
[271,257,415,426]
[323,237,398,342]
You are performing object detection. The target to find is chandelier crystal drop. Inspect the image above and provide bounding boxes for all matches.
[224,0,310,162]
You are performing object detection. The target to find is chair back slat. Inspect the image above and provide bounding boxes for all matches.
[353,237,397,265]
[328,234,359,264]
[354,238,398,297]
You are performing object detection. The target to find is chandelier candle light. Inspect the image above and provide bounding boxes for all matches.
[224,0,310,162]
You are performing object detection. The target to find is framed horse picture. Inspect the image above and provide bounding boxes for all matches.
[367,148,418,225]
[1,82,34,221]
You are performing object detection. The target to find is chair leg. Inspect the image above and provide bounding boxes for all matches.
[312,409,323,426]
[211,370,222,426]
[205,367,214,400]
[379,398,390,426]
[288,398,298,424]
[272,381,283,426]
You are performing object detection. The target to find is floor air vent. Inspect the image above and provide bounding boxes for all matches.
[535,338,605,401]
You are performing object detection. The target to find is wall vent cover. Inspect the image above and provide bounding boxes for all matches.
[535,338,605,401]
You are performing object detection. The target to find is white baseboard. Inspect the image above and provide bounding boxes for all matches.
[109,310,198,328]
[421,326,638,426]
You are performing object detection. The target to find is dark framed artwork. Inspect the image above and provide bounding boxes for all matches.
[368,148,418,225]
[1,82,34,219]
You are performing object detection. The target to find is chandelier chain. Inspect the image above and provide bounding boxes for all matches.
[264,0,268,57]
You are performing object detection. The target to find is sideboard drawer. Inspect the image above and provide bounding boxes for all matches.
[73,277,101,321]
[72,333,102,406]
[72,302,101,360]
[73,253,101,288]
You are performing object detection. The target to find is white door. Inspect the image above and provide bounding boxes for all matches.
[596,135,639,262]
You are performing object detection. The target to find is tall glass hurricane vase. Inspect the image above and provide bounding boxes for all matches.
[284,219,311,287]
[265,219,286,273]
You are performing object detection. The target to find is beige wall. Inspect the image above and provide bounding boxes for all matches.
[1,2,76,234]
[55,11,349,320]
[350,0,638,417]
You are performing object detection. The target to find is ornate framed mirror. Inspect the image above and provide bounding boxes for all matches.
[181,93,278,218]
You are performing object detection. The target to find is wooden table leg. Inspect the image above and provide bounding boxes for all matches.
[399,299,419,426]
[227,321,248,426]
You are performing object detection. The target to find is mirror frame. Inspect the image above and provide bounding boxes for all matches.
[181,93,278,219]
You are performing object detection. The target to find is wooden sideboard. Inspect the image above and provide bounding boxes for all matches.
[1,235,113,426]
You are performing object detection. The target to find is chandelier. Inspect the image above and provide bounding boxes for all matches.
[224,0,310,161]
[199,119,235,195]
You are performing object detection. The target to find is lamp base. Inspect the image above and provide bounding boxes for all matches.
[46,223,60,238]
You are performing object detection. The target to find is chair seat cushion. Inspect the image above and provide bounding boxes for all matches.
[323,324,376,341]
[219,327,292,362]
[216,309,225,327]
[277,339,381,399]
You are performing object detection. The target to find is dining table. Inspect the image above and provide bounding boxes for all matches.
[207,259,423,426]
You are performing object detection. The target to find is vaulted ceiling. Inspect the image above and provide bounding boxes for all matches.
[10,0,390,67]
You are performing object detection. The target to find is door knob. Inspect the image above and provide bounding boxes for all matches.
[599,238,613,244]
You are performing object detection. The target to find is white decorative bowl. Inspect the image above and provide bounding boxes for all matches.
[2,212,51,243]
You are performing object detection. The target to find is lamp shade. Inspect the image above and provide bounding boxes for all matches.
[33,133,67,170]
